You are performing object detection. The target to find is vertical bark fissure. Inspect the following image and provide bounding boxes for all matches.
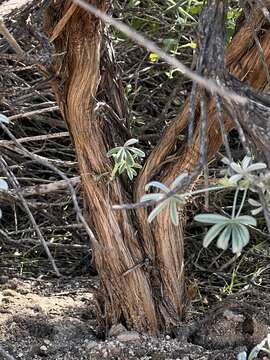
[45,1,159,334]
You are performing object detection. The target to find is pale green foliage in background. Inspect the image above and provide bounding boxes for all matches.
[141,154,269,255]
[140,173,188,226]
[194,213,256,254]
[107,138,145,180]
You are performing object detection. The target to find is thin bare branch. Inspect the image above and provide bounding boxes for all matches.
[73,0,247,105]
[0,123,101,250]
[0,156,61,277]
[8,106,59,120]
[0,132,69,146]
[0,17,24,55]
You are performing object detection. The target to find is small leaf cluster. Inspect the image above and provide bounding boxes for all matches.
[140,154,268,255]
[107,139,145,180]
[140,173,188,225]
[196,155,267,254]
[194,214,256,254]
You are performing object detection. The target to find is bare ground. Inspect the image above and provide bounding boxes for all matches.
[1,273,270,360]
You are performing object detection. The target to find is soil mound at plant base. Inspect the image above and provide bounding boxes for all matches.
[1,275,270,360]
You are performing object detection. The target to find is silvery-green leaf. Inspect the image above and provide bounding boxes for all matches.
[242,155,252,170]
[140,193,163,202]
[246,163,267,172]
[115,148,125,162]
[0,208,2,219]
[267,334,270,350]
[124,138,139,147]
[130,168,137,176]
[251,207,262,215]
[111,162,121,177]
[238,224,250,247]
[148,201,168,223]
[248,198,261,207]
[170,199,179,226]
[125,150,135,166]
[0,179,8,191]
[221,157,231,166]
[232,224,249,253]
[118,161,126,174]
[171,172,188,189]
[203,223,226,248]
[248,339,266,360]
[145,181,170,193]
[195,213,229,224]
[126,167,134,180]
[229,174,243,183]
[0,114,9,124]
[107,147,122,157]
[230,162,243,173]
[217,225,232,250]
[128,147,145,158]
[173,194,186,204]
[236,215,257,226]
[231,226,242,254]
[133,163,142,169]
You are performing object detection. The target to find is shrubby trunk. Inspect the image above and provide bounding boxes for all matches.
[44,0,270,334]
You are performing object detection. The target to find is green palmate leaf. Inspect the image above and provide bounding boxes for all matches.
[237,215,257,226]
[195,213,229,224]
[170,199,179,226]
[145,181,170,193]
[140,193,163,202]
[130,167,137,176]
[229,174,243,183]
[0,179,8,191]
[119,149,127,161]
[203,223,227,248]
[133,163,142,169]
[114,148,125,162]
[237,224,250,247]
[118,161,126,174]
[170,172,188,188]
[147,200,169,223]
[126,167,135,180]
[246,163,267,172]
[251,207,263,216]
[128,147,145,158]
[217,225,232,250]
[124,138,139,147]
[248,198,261,207]
[107,147,122,157]
[232,224,249,253]
[230,162,243,173]
[242,155,252,170]
[111,162,121,177]
[125,150,136,166]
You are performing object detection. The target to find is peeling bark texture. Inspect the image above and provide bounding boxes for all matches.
[44,0,270,335]
[44,0,159,334]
